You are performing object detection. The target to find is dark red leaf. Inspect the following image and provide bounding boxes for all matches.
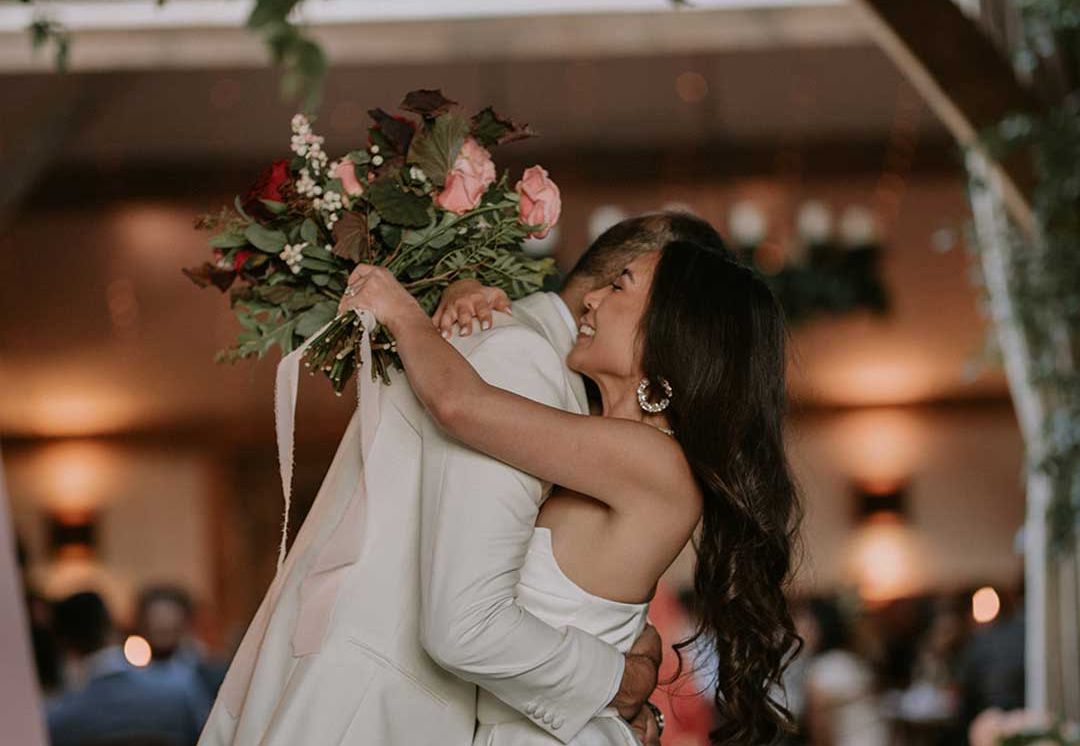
[367,108,415,156]
[331,210,370,262]
[470,106,536,147]
[400,89,458,118]
[183,262,236,292]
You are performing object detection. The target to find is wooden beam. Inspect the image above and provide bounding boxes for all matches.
[852,0,1039,233]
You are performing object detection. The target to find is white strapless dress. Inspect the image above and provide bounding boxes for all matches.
[473,527,649,746]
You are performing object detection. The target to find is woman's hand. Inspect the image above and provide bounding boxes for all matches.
[339,264,426,334]
[432,279,511,339]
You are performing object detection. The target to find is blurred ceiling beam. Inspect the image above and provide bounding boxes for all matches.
[852,0,1038,233]
[23,138,963,209]
[0,4,864,73]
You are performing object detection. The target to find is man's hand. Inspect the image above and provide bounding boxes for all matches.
[611,623,662,721]
[628,704,662,746]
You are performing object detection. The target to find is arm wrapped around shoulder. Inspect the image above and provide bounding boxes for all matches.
[417,322,624,742]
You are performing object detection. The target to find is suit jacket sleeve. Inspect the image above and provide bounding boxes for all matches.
[417,323,624,742]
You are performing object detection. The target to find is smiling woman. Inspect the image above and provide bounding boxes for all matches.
[348,236,803,744]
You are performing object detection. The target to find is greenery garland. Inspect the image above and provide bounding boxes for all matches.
[974,0,1080,553]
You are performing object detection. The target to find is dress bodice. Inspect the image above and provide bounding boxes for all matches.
[474,527,650,742]
[516,527,649,654]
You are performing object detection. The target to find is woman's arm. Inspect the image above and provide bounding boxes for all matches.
[340,265,694,516]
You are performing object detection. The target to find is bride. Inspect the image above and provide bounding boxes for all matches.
[341,237,803,744]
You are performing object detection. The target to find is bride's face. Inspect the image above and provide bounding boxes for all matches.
[567,251,660,381]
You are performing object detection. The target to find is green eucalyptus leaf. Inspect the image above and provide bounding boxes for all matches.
[366,179,432,228]
[208,230,249,249]
[300,218,320,245]
[245,224,288,253]
[295,301,338,337]
[260,199,288,215]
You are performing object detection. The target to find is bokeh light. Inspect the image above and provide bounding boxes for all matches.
[124,635,153,667]
[972,586,1001,624]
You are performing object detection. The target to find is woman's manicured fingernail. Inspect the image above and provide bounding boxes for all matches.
[441,330,450,339]
[481,320,491,330]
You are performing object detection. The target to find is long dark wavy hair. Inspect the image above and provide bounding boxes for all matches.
[640,238,803,744]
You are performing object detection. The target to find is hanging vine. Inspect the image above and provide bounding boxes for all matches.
[21,0,327,111]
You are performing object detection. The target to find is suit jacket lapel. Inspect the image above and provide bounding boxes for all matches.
[511,292,588,414]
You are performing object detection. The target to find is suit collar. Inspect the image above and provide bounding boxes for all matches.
[511,293,588,413]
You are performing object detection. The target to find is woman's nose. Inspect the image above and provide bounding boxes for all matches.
[582,286,607,310]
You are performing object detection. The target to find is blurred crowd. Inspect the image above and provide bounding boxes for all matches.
[19,524,1025,746]
[647,583,1026,746]
[771,587,1025,746]
[19,543,225,746]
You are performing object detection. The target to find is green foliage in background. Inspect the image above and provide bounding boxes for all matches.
[22,0,326,110]
[976,0,1080,554]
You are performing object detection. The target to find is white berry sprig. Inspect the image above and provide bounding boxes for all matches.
[279,242,307,274]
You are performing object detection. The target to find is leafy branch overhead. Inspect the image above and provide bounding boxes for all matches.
[22,0,326,109]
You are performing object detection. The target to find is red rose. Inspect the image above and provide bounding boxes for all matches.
[242,159,291,215]
[233,250,254,271]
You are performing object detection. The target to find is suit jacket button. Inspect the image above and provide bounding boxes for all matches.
[553,718,564,729]
[542,712,554,725]
[525,703,537,715]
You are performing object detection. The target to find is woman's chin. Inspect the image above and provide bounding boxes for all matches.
[566,346,589,375]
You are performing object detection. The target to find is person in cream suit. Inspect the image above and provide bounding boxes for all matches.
[198,214,719,746]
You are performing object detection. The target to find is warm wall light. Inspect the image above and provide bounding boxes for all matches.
[848,512,924,603]
[847,482,925,603]
[18,441,120,515]
[972,586,1001,624]
[830,408,927,488]
[3,378,142,437]
[812,355,939,407]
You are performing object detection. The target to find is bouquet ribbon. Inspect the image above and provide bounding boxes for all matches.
[273,308,380,573]
[214,310,380,716]
[218,310,380,715]
[272,308,382,570]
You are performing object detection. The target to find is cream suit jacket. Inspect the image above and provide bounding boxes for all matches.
[198,292,622,745]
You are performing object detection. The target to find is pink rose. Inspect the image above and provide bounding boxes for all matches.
[334,160,364,197]
[515,165,561,238]
[434,137,496,215]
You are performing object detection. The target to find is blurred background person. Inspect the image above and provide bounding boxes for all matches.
[958,584,1026,741]
[135,585,225,705]
[47,591,208,746]
[17,534,61,695]
[803,596,889,746]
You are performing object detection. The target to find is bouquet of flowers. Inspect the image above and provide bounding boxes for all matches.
[184,89,561,392]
